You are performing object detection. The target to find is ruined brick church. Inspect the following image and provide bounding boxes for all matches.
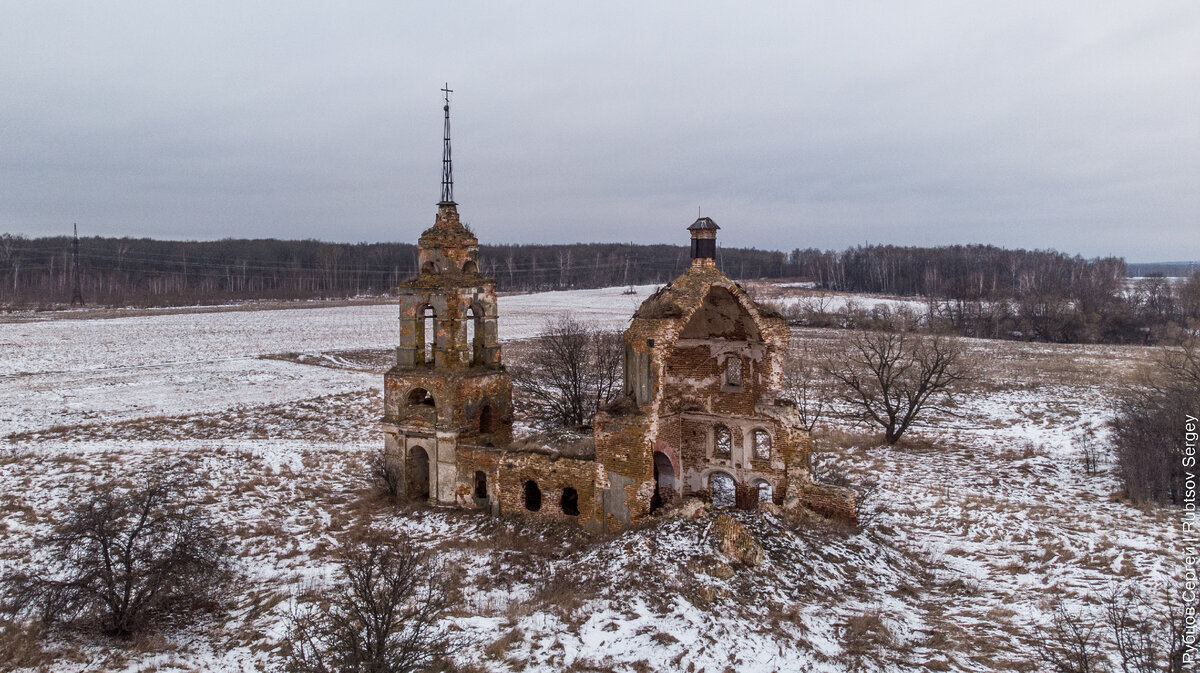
[381,93,854,531]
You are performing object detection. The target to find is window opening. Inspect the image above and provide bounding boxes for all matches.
[753,430,771,460]
[710,472,736,508]
[725,356,743,386]
[524,480,542,511]
[714,425,732,457]
[561,488,579,516]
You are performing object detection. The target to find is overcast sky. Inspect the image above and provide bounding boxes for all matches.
[1,2,1197,261]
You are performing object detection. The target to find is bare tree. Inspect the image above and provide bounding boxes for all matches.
[367,447,403,502]
[781,340,830,432]
[1035,601,1107,673]
[1112,336,1200,505]
[825,331,969,444]
[512,315,623,431]
[3,460,231,638]
[1105,584,1160,673]
[279,529,465,673]
[1163,585,1199,673]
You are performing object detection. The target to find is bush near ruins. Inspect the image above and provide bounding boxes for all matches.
[1032,582,1195,672]
[368,446,404,502]
[1,460,232,638]
[1112,336,1200,506]
[512,315,623,431]
[279,529,464,673]
[782,340,834,432]
[824,330,970,445]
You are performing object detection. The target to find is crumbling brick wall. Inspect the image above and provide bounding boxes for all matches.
[494,451,599,528]
[593,263,856,526]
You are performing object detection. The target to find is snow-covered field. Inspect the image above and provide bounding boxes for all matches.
[0,285,1183,672]
[0,286,651,438]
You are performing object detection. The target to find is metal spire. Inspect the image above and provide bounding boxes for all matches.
[439,83,455,206]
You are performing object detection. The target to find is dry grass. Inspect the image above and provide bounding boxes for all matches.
[483,627,525,660]
[0,618,52,672]
[791,326,1160,393]
[5,389,380,443]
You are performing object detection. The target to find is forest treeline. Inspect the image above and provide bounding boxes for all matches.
[0,234,789,306]
[2,233,1197,344]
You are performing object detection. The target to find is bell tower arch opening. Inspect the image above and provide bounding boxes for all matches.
[466,304,484,365]
[417,305,436,367]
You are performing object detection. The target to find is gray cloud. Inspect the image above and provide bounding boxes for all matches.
[1,1,1196,260]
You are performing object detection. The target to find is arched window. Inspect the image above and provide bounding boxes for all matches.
[753,429,771,460]
[524,480,542,512]
[710,471,736,508]
[420,305,436,366]
[474,471,487,499]
[479,405,493,433]
[462,259,478,274]
[714,425,732,457]
[755,480,773,508]
[725,356,743,387]
[421,260,437,275]
[561,487,579,516]
[406,388,435,407]
[465,305,482,365]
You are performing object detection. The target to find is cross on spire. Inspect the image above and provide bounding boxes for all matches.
[439,83,455,206]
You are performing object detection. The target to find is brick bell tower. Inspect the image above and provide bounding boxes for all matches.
[382,85,514,503]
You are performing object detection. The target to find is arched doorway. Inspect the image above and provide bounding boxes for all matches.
[407,446,430,501]
[524,481,542,511]
[651,451,675,513]
[710,471,736,508]
[755,480,774,508]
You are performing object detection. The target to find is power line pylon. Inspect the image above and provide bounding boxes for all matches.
[70,223,84,306]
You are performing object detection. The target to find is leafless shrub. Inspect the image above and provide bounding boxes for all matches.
[1034,601,1106,673]
[1162,580,1199,673]
[1105,584,1159,673]
[1112,335,1200,505]
[2,460,232,638]
[825,330,970,444]
[782,341,830,432]
[511,315,622,431]
[852,479,884,528]
[1080,429,1102,476]
[841,608,893,665]
[279,528,467,673]
[367,447,404,501]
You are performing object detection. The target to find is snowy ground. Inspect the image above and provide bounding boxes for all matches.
[0,285,651,438]
[742,281,931,318]
[0,285,1184,672]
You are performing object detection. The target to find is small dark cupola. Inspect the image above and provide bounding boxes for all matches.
[688,216,720,267]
